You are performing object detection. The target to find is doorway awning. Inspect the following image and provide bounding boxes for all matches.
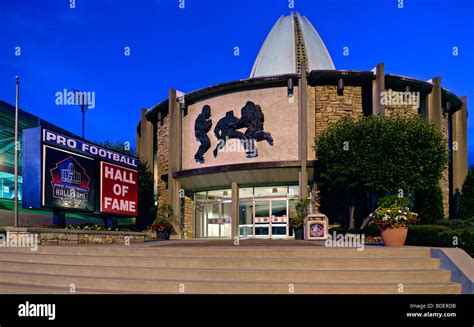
[172,160,316,191]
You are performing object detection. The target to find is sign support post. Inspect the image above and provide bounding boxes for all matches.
[53,210,66,228]
[14,76,19,227]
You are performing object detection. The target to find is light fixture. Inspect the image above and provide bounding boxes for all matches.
[223,191,228,196]
[177,95,186,110]
[337,78,344,96]
[405,85,411,93]
[287,78,294,97]
[272,187,278,194]
[446,101,451,111]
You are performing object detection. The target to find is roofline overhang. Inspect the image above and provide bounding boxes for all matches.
[172,160,316,192]
[441,87,464,112]
[385,74,434,94]
[145,73,299,122]
[308,69,375,85]
[143,71,465,123]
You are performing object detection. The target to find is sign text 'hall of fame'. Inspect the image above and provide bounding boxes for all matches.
[100,162,138,215]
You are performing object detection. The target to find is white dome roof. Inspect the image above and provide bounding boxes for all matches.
[250,12,335,78]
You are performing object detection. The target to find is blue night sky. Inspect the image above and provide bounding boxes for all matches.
[0,0,473,165]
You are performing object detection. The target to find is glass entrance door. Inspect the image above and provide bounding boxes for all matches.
[204,201,232,238]
[253,198,288,239]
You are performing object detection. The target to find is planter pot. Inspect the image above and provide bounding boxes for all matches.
[293,227,304,240]
[379,227,408,246]
[155,230,171,240]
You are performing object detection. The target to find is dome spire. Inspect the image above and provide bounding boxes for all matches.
[250,12,335,78]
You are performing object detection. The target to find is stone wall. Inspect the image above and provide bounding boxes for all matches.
[312,86,364,213]
[157,115,170,205]
[5,227,146,246]
[313,86,364,142]
[440,113,450,218]
[384,104,419,117]
[183,196,194,239]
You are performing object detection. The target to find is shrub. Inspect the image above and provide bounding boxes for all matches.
[465,218,474,227]
[362,225,381,236]
[315,115,447,229]
[434,219,466,229]
[378,195,413,208]
[406,225,474,257]
[438,228,474,257]
[459,169,474,220]
[66,224,112,231]
[405,225,450,246]
[290,199,309,229]
[413,185,445,224]
[347,228,363,234]
[0,201,9,210]
[151,204,174,232]
[328,227,347,235]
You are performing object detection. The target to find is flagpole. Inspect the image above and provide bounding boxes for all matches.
[14,76,19,227]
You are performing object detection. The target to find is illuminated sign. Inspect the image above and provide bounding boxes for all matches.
[43,146,95,211]
[43,129,137,168]
[100,162,138,215]
[23,127,138,217]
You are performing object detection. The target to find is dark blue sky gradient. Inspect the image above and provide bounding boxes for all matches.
[0,0,473,165]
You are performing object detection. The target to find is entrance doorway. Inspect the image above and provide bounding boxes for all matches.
[239,197,289,239]
[203,201,232,238]
[196,186,299,239]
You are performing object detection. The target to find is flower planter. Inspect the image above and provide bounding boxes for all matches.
[293,227,304,240]
[379,227,408,246]
[155,230,171,240]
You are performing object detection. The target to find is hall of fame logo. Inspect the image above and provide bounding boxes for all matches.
[49,157,91,208]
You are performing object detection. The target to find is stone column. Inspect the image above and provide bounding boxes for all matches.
[136,108,154,169]
[168,88,182,237]
[452,96,468,196]
[231,182,239,240]
[298,63,308,200]
[426,77,449,218]
[426,77,442,129]
[372,63,385,116]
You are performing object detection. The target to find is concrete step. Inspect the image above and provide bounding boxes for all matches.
[0,254,441,270]
[0,272,461,294]
[0,246,432,259]
[0,245,460,294]
[0,262,452,283]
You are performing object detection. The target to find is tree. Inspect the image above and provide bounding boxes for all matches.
[315,115,447,228]
[459,168,474,220]
[413,184,445,224]
[136,159,157,230]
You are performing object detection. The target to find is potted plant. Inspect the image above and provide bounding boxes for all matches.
[290,199,309,240]
[369,204,418,246]
[151,204,174,240]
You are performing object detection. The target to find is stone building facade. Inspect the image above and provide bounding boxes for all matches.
[136,13,468,239]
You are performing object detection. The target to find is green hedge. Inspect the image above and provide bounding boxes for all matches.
[406,225,450,246]
[438,228,474,257]
[406,225,474,256]
[459,169,474,220]
[328,227,347,235]
[413,185,445,224]
[362,225,381,236]
[347,228,363,234]
[434,219,468,229]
